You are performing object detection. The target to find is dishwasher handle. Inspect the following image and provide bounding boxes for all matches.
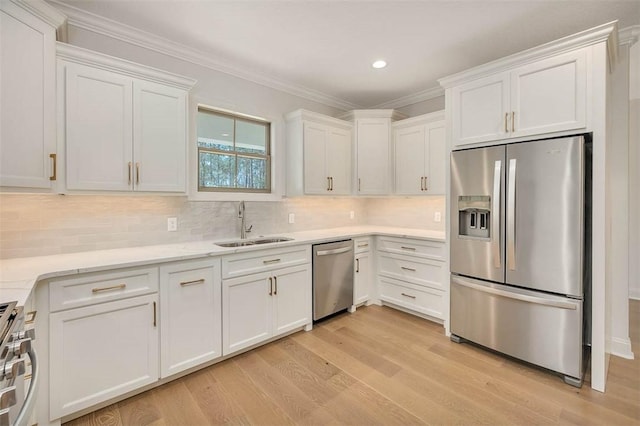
[316,246,353,256]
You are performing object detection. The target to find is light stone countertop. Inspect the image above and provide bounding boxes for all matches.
[0,226,445,306]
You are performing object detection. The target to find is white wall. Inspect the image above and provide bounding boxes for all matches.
[629,40,640,301]
[396,96,445,117]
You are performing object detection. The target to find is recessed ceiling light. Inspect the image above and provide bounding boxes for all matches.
[372,60,387,69]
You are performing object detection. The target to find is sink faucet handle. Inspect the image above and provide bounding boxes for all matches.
[246,225,253,233]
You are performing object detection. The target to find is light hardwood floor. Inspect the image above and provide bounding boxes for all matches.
[66,301,640,425]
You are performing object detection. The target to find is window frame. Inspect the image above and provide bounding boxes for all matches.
[197,106,272,194]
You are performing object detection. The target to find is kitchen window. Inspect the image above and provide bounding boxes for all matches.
[197,107,271,193]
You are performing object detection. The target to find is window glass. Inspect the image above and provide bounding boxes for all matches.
[197,107,270,193]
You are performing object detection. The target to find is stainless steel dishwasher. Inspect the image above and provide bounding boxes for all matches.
[313,239,354,321]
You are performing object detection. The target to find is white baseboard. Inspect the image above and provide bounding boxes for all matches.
[611,336,635,359]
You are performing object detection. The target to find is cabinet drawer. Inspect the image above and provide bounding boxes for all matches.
[222,245,311,279]
[49,267,159,312]
[378,253,445,291]
[377,236,445,260]
[379,277,444,320]
[354,237,372,254]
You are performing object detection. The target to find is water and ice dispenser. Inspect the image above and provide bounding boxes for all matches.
[457,195,491,239]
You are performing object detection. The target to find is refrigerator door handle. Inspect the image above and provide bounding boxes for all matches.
[452,276,578,310]
[492,160,502,269]
[507,158,517,271]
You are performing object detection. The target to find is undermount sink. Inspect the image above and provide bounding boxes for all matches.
[215,237,293,248]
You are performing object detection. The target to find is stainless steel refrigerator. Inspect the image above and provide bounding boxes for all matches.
[449,135,591,387]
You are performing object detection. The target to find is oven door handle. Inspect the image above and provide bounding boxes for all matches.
[14,348,37,426]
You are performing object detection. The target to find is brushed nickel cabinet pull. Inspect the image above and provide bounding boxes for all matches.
[505,113,509,133]
[180,278,205,287]
[420,176,424,191]
[136,162,140,185]
[153,301,157,327]
[268,277,273,296]
[401,266,416,272]
[92,283,126,293]
[330,177,334,191]
[327,177,330,191]
[263,258,281,265]
[512,111,516,132]
[358,178,361,192]
[357,243,369,248]
[128,162,132,185]
[274,276,278,295]
[356,258,360,273]
[401,293,416,299]
[49,153,57,181]
[400,246,416,251]
[24,311,37,325]
[423,176,427,191]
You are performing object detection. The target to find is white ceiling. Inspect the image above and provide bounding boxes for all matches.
[53,0,640,109]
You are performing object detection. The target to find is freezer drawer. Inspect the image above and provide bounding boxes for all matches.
[450,275,583,379]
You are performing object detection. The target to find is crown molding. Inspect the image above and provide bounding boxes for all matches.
[46,0,360,111]
[619,25,640,46]
[57,43,197,90]
[284,109,353,130]
[371,85,444,109]
[392,109,445,128]
[339,109,407,122]
[439,20,619,89]
[11,0,68,40]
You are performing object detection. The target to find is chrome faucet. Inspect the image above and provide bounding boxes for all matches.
[238,201,252,239]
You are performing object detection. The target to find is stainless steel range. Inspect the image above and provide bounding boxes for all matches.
[0,301,36,426]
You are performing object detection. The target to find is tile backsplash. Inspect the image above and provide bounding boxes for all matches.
[0,194,445,259]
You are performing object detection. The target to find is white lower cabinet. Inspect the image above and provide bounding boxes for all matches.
[222,264,311,356]
[49,294,159,419]
[376,236,446,321]
[160,258,221,378]
[354,237,372,306]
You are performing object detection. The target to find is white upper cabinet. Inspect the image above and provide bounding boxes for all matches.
[510,50,586,138]
[443,47,588,147]
[58,44,195,193]
[133,80,187,192]
[65,63,133,191]
[342,109,405,196]
[286,109,352,196]
[393,111,446,195]
[355,118,391,195]
[450,74,510,146]
[0,1,65,190]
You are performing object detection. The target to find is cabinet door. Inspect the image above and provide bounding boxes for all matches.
[510,49,587,138]
[326,127,352,194]
[133,80,187,192]
[50,294,158,419]
[303,122,329,194]
[65,63,133,190]
[354,251,371,305]
[424,121,446,195]
[273,265,311,336]
[356,118,391,194]
[222,272,272,355]
[160,259,221,378]
[394,125,425,195]
[450,73,510,146]
[0,4,56,188]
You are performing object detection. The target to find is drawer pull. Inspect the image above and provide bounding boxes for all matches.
[357,243,369,248]
[274,276,278,295]
[180,278,205,287]
[356,258,360,273]
[263,258,281,265]
[268,277,273,296]
[153,301,157,327]
[49,153,57,181]
[401,266,416,272]
[92,283,126,294]
[24,311,37,324]
[400,246,416,251]
[401,293,416,299]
